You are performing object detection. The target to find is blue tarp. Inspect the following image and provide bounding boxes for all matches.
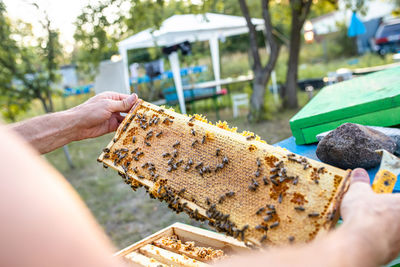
[130,65,207,85]
[64,84,93,96]
[348,11,366,37]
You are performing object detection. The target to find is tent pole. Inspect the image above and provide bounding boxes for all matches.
[209,37,221,92]
[168,51,186,114]
[271,70,279,103]
[119,47,131,94]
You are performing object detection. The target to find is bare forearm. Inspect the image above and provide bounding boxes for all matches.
[10,110,78,154]
[217,223,383,267]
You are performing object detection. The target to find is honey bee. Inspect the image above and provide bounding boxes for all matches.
[172,141,180,148]
[266,210,276,215]
[260,235,267,243]
[156,131,163,137]
[246,135,255,140]
[308,212,319,218]
[270,222,279,229]
[294,206,305,211]
[178,188,186,196]
[225,191,235,197]
[191,140,199,147]
[278,193,283,204]
[256,207,265,215]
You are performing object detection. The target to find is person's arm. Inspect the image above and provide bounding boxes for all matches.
[10,92,137,154]
[0,126,131,267]
[216,168,400,267]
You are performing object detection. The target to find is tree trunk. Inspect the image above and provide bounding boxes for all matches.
[249,71,267,122]
[46,90,54,112]
[38,95,51,113]
[283,0,313,109]
[284,19,301,109]
[239,0,281,122]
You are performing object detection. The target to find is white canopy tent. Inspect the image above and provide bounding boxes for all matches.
[118,13,264,114]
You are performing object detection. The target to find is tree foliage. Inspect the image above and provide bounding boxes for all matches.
[72,0,338,118]
[73,0,127,79]
[72,0,258,74]
[0,2,62,120]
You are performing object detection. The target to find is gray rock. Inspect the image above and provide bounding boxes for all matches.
[316,126,400,156]
[316,123,397,169]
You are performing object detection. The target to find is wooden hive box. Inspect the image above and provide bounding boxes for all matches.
[290,67,400,145]
[116,222,249,266]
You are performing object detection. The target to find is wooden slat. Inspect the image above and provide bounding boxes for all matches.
[139,244,210,267]
[125,251,168,267]
[116,227,174,257]
[172,223,248,254]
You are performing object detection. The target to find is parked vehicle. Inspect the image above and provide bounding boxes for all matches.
[374,19,400,56]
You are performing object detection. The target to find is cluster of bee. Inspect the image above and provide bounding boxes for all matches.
[148,183,195,216]
[253,204,281,243]
[204,202,251,241]
[111,148,130,166]
[269,157,299,189]
[248,158,264,191]
[159,118,231,178]
[287,153,311,170]
[288,153,327,185]
[218,191,235,204]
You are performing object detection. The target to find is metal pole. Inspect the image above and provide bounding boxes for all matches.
[209,37,221,92]
[271,70,279,103]
[168,51,186,114]
[63,145,75,169]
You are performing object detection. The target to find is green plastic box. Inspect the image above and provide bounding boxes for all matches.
[290,67,400,145]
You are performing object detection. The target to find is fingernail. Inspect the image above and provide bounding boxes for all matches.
[351,168,370,184]
[127,93,137,104]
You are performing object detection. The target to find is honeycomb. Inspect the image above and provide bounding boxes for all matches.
[98,100,351,246]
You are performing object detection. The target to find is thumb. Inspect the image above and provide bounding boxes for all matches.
[348,168,372,193]
[341,168,372,220]
[107,94,137,113]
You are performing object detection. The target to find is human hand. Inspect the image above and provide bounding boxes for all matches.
[340,168,400,265]
[69,91,138,141]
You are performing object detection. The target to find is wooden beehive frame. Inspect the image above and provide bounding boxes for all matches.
[99,100,351,246]
[116,223,249,266]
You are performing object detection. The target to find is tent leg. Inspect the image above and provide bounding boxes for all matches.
[271,70,279,103]
[63,145,75,169]
[209,37,221,92]
[168,51,186,114]
[119,47,131,95]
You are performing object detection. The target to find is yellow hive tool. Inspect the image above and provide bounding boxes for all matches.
[372,149,400,194]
